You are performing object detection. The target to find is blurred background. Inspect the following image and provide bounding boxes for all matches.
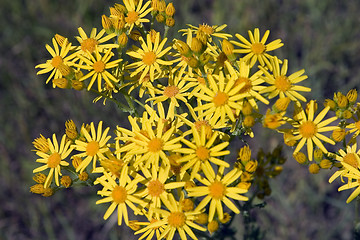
[1,0,360,239]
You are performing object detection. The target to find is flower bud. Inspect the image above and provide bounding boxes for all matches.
[309,163,320,174]
[71,80,85,91]
[283,132,297,146]
[313,148,323,162]
[72,156,82,169]
[274,97,291,112]
[342,109,353,119]
[196,213,208,224]
[186,57,199,68]
[129,30,142,41]
[55,34,66,46]
[293,152,307,164]
[60,175,72,188]
[128,220,141,231]
[118,32,128,48]
[320,159,332,169]
[347,89,357,103]
[78,172,89,181]
[207,220,219,234]
[242,101,253,115]
[30,184,45,194]
[222,39,234,56]
[245,160,258,173]
[237,181,251,190]
[181,198,194,212]
[175,40,190,56]
[243,115,255,127]
[324,99,336,110]
[156,14,165,23]
[158,0,166,12]
[32,134,49,153]
[65,119,78,140]
[53,77,69,89]
[165,17,175,27]
[335,92,348,108]
[238,145,251,163]
[165,3,175,17]
[101,15,113,32]
[219,212,231,224]
[332,128,346,142]
[191,37,203,53]
[42,187,54,197]
[33,173,47,184]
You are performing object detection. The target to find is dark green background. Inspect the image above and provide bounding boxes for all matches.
[1,0,359,239]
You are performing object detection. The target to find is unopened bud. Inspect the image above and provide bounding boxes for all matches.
[320,159,332,169]
[53,78,69,89]
[60,175,72,188]
[191,37,203,53]
[332,128,346,142]
[118,32,128,48]
[165,3,175,17]
[274,97,291,112]
[309,163,320,174]
[222,39,234,56]
[347,89,358,103]
[293,152,307,164]
[207,220,219,234]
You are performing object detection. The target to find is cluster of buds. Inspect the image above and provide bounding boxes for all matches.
[151,0,175,27]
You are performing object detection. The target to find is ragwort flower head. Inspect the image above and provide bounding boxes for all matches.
[33,134,73,188]
[123,0,153,33]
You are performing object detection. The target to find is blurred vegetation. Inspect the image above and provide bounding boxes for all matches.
[1,0,359,239]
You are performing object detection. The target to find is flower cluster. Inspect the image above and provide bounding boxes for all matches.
[30,0,359,239]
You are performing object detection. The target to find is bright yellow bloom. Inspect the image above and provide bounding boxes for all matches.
[146,73,194,118]
[123,0,153,32]
[127,32,172,83]
[145,194,206,240]
[329,144,360,184]
[73,121,111,173]
[231,28,283,68]
[116,114,182,170]
[175,126,230,180]
[194,72,245,126]
[225,60,269,110]
[259,57,311,102]
[77,47,122,91]
[181,23,232,42]
[33,134,73,188]
[96,169,145,226]
[136,165,185,218]
[337,165,360,203]
[290,101,338,161]
[187,168,249,222]
[74,27,118,56]
[134,214,165,240]
[35,37,76,86]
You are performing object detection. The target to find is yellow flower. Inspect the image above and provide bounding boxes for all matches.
[337,165,360,203]
[73,121,111,173]
[123,0,153,32]
[77,47,122,91]
[225,60,269,110]
[116,114,182,170]
[290,101,338,161]
[181,24,232,42]
[259,57,311,102]
[346,116,360,141]
[145,194,206,240]
[127,32,173,83]
[134,214,165,240]
[74,27,118,57]
[96,169,145,226]
[329,144,360,183]
[194,72,245,126]
[175,126,230,180]
[231,28,283,68]
[146,73,194,118]
[187,168,249,222]
[33,134,73,188]
[136,165,185,218]
[35,37,76,86]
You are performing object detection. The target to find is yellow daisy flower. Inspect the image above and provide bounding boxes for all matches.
[146,73,194,118]
[337,164,360,203]
[146,194,206,240]
[225,60,269,110]
[175,126,230,180]
[136,165,185,218]
[33,134,73,188]
[329,144,360,184]
[73,121,111,173]
[96,169,145,226]
[123,0,153,33]
[231,28,284,68]
[134,214,165,240]
[35,37,76,86]
[74,27,118,56]
[194,71,245,126]
[290,101,338,161]
[77,47,122,91]
[187,168,249,222]
[259,57,311,102]
[182,23,232,42]
[116,114,183,169]
[126,32,173,83]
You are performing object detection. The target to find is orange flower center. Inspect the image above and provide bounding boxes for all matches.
[112,186,127,204]
[343,153,359,168]
[299,121,317,138]
[251,42,266,54]
[163,86,179,98]
[197,77,205,85]
[125,11,139,24]
[196,146,210,161]
[93,60,106,73]
[209,181,226,200]
[47,153,61,168]
[51,56,63,68]
[147,179,165,197]
[274,75,291,92]
[213,91,228,107]
[86,141,100,156]
[168,211,186,228]
[148,138,163,152]
[198,24,214,35]
[142,51,157,66]
[81,38,98,53]
[235,77,252,94]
